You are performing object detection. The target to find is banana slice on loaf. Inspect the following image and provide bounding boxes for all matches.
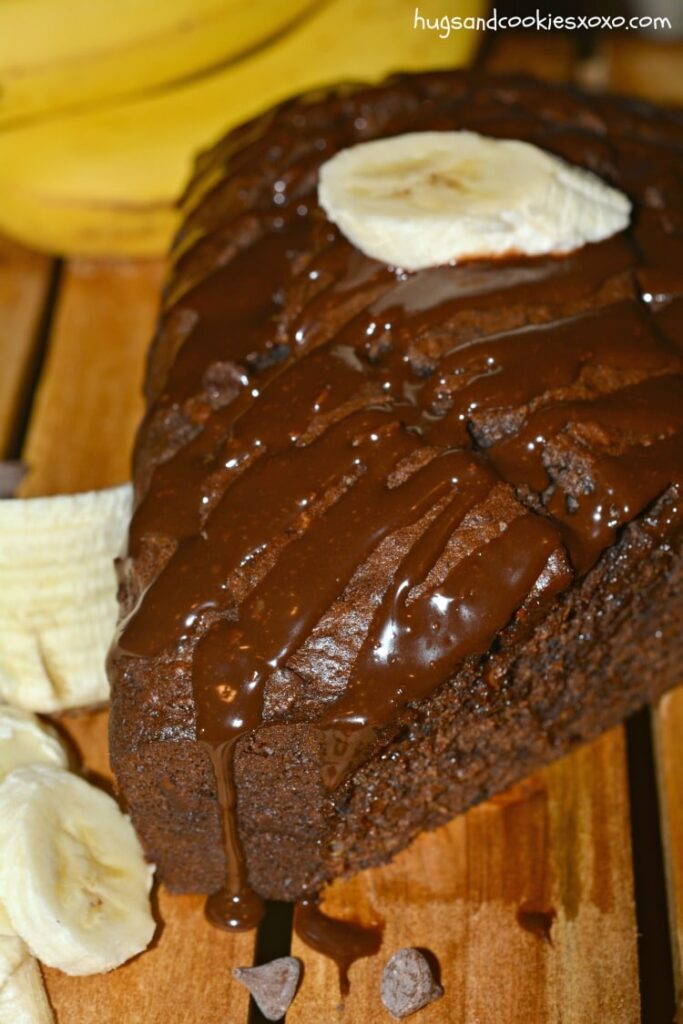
[318,130,631,270]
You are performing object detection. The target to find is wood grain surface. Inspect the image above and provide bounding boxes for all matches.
[0,28,681,1024]
[653,690,683,1017]
[0,237,52,455]
[19,259,164,497]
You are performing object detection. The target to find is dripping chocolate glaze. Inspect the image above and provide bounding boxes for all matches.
[516,903,556,944]
[112,72,683,934]
[294,899,383,997]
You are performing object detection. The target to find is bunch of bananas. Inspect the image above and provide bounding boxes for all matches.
[0,0,481,258]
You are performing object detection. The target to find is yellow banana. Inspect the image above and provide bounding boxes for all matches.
[0,0,317,126]
[0,0,482,258]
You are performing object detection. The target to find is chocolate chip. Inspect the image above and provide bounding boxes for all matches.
[233,956,301,1021]
[245,342,291,374]
[0,461,26,498]
[380,948,443,1020]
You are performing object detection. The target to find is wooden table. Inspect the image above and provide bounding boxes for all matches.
[0,31,681,1024]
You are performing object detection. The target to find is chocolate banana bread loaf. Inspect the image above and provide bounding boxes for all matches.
[109,71,683,923]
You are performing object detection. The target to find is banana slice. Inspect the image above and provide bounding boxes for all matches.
[318,130,631,271]
[0,932,26,984]
[0,706,67,782]
[0,765,155,975]
[0,933,54,1024]
[0,484,132,713]
[0,715,63,1019]
[0,876,54,1024]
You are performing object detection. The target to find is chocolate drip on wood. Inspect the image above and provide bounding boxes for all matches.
[294,898,383,996]
[516,903,556,944]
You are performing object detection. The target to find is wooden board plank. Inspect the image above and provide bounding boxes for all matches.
[653,691,683,1017]
[0,235,53,455]
[289,728,640,1024]
[15,258,255,1024]
[19,259,164,497]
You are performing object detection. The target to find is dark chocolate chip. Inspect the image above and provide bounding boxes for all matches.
[245,342,291,374]
[0,461,26,498]
[380,948,443,1020]
[233,956,301,1021]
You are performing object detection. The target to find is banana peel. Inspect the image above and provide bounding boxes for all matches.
[0,0,483,258]
[0,0,317,127]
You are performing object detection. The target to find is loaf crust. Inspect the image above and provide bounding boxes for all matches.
[109,72,683,902]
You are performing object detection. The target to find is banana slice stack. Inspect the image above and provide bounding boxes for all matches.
[0,705,155,1021]
[0,484,132,714]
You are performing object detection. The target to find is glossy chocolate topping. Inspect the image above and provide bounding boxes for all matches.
[294,899,383,996]
[113,72,683,930]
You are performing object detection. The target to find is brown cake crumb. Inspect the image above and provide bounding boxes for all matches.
[380,948,443,1019]
[232,956,301,1020]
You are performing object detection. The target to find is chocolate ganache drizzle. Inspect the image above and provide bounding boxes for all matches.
[113,73,683,931]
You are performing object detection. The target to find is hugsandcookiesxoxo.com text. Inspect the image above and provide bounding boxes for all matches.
[413,7,672,38]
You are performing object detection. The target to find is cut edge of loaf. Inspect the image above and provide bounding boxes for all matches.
[110,487,683,901]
